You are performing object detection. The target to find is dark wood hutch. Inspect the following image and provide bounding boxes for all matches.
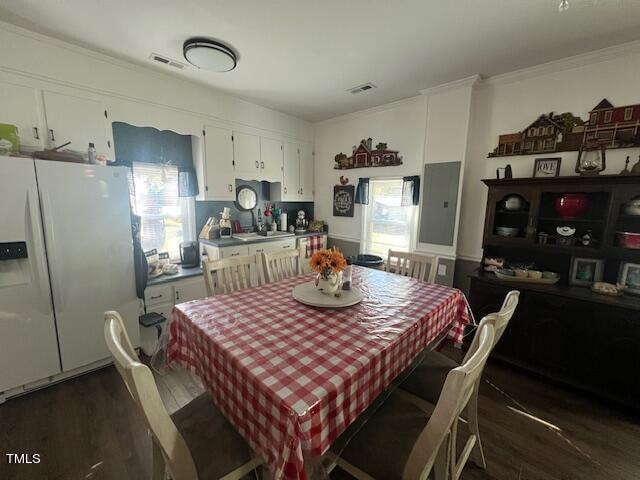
[469,174,640,411]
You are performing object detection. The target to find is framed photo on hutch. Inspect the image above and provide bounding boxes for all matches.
[533,157,561,178]
[569,257,604,286]
[618,262,640,295]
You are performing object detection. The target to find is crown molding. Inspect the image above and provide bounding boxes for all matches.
[419,74,482,96]
[0,20,313,131]
[483,38,640,87]
[313,95,424,127]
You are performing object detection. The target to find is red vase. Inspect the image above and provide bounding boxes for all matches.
[554,193,589,219]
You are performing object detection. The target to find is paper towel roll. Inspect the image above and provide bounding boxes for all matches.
[280,213,287,232]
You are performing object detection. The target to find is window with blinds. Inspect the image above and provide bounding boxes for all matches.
[361,178,417,258]
[130,162,194,259]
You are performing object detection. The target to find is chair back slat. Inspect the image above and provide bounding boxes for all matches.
[403,324,495,480]
[263,249,302,283]
[386,249,439,283]
[202,254,264,295]
[104,311,197,480]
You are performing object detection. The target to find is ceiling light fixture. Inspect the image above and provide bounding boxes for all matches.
[183,38,237,72]
[558,0,569,12]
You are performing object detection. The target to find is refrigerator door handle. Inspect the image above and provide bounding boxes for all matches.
[40,190,65,314]
[27,188,52,315]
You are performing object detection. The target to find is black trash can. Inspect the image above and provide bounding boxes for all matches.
[346,254,384,270]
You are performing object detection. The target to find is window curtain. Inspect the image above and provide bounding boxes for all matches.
[112,122,199,197]
[354,178,369,205]
[401,175,420,206]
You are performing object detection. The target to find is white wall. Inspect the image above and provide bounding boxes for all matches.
[416,78,477,259]
[313,96,427,242]
[0,21,313,142]
[314,40,640,266]
[458,44,640,261]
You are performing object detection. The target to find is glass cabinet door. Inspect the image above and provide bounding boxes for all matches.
[484,186,538,246]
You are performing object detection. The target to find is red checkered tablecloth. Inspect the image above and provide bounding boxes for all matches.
[167,265,470,480]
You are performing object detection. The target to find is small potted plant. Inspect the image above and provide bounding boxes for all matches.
[310,247,347,295]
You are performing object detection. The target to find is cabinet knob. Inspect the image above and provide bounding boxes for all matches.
[255,161,259,169]
[33,127,40,140]
[300,188,303,195]
[49,129,55,142]
[284,187,287,194]
[228,184,233,192]
[261,161,264,169]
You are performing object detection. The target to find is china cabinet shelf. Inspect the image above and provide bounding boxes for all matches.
[477,175,640,412]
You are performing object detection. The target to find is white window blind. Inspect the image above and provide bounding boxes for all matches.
[362,178,417,258]
[130,162,194,259]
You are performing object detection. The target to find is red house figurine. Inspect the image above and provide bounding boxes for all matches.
[334,139,402,169]
[584,98,640,147]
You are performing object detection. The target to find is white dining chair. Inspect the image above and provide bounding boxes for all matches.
[262,248,302,283]
[332,323,496,480]
[202,254,264,296]
[386,249,439,283]
[399,290,520,473]
[104,311,261,480]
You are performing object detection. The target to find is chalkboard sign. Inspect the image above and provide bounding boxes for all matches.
[333,185,355,217]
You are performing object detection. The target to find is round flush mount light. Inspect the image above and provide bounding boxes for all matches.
[183,38,237,72]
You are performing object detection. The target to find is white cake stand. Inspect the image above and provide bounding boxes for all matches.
[292,282,363,308]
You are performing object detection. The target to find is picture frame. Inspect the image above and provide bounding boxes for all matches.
[533,157,561,178]
[569,257,604,286]
[333,184,355,217]
[618,262,640,295]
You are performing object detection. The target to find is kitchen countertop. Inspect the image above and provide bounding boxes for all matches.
[147,264,202,286]
[200,231,327,248]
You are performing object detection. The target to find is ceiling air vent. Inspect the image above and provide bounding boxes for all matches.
[149,53,186,70]
[348,83,377,94]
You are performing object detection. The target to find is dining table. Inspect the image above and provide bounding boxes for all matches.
[167,265,471,480]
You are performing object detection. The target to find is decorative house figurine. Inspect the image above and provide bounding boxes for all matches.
[334,138,403,169]
[584,99,640,147]
[489,99,640,157]
[295,210,308,233]
[489,111,585,157]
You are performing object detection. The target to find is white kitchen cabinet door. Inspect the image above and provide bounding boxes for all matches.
[203,125,235,200]
[0,81,44,150]
[174,277,206,303]
[260,137,283,182]
[282,142,300,201]
[232,131,261,179]
[42,90,111,156]
[299,143,314,201]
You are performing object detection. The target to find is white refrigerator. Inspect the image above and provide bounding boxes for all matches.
[0,155,139,395]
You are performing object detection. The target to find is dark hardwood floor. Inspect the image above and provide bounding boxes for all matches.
[1,351,639,480]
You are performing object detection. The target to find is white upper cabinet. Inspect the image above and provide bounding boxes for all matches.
[282,142,301,200]
[201,125,235,201]
[232,131,261,179]
[260,137,284,182]
[299,143,314,201]
[42,91,111,156]
[0,81,44,150]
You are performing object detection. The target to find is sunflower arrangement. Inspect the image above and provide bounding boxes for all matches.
[310,247,348,278]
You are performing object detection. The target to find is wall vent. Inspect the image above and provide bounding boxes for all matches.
[347,83,377,94]
[149,53,186,70]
